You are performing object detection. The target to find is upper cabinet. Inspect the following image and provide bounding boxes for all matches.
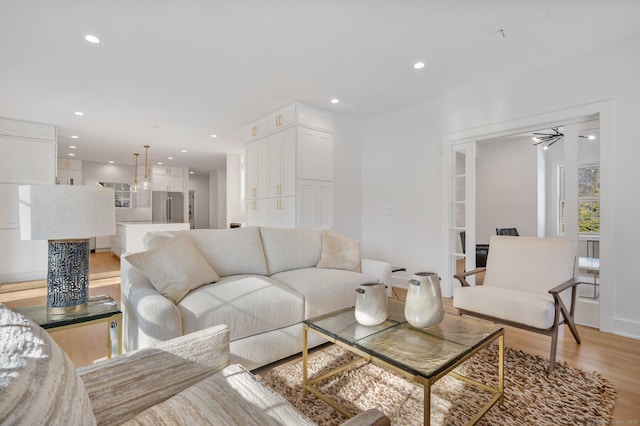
[244,102,334,229]
[152,166,187,192]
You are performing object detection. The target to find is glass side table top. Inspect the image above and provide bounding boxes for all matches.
[13,294,120,329]
[304,298,503,380]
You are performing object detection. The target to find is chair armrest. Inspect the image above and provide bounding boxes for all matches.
[341,409,390,426]
[78,325,230,426]
[453,267,486,287]
[548,277,580,295]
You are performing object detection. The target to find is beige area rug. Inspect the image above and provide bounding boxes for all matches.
[259,344,616,425]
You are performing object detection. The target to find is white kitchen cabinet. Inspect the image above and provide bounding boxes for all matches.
[0,137,56,184]
[246,138,268,199]
[152,166,186,192]
[57,158,83,185]
[0,118,56,283]
[244,103,334,229]
[266,103,296,133]
[268,196,296,228]
[245,117,267,141]
[246,198,269,227]
[297,128,333,181]
[267,127,296,198]
[297,180,334,229]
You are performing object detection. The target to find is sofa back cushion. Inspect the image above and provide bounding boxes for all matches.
[259,227,322,275]
[0,304,96,425]
[186,227,268,277]
[484,235,576,294]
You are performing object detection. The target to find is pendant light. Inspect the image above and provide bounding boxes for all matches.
[131,153,140,193]
[141,145,152,190]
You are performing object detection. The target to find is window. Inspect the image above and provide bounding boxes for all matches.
[578,164,600,233]
[98,182,131,208]
[556,163,600,236]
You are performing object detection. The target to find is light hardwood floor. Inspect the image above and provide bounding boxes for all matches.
[1,253,638,423]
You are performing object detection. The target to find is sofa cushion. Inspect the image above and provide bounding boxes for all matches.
[122,363,314,425]
[178,275,304,340]
[272,268,378,319]
[143,230,186,250]
[186,227,269,277]
[453,285,556,329]
[125,235,220,303]
[0,304,96,425]
[316,229,361,272]
[259,227,322,275]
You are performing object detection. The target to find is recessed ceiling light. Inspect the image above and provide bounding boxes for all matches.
[532,137,540,142]
[413,62,425,70]
[71,135,79,139]
[189,171,194,175]
[330,99,339,104]
[85,35,100,44]
[168,156,173,160]
[68,153,75,156]
[69,145,76,149]
[210,134,217,138]
[181,149,187,153]
[108,161,115,164]
[74,111,84,116]
[588,135,596,140]
[157,162,163,165]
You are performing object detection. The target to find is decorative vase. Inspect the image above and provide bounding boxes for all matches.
[355,282,388,326]
[404,272,444,328]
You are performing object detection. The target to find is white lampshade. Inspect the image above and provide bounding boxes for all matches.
[18,185,116,240]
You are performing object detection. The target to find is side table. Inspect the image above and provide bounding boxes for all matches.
[13,294,123,359]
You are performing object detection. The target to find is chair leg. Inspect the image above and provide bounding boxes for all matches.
[549,326,558,374]
[558,299,582,344]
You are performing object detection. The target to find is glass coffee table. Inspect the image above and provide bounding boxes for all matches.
[13,294,122,359]
[302,298,504,425]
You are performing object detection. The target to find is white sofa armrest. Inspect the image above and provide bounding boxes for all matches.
[79,325,230,425]
[361,258,392,295]
[121,254,183,351]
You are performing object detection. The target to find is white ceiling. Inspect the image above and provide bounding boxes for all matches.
[2,1,639,174]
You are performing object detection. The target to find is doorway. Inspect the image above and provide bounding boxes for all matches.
[441,100,613,332]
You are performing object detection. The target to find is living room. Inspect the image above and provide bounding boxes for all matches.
[2,1,640,424]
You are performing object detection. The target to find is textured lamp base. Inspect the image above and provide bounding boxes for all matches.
[47,239,90,315]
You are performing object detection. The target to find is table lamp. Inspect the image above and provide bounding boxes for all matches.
[18,185,116,315]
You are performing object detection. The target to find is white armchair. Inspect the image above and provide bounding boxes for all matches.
[453,235,581,373]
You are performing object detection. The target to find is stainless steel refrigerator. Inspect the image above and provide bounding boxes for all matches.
[152,191,184,223]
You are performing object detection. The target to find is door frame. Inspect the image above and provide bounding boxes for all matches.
[440,100,614,332]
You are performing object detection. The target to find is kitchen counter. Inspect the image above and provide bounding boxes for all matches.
[111,222,191,257]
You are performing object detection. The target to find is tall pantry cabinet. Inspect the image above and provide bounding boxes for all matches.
[0,117,56,283]
[245,103,334,228]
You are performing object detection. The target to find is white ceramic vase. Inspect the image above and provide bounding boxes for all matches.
[404,272,444,328]
[355,282,388,326]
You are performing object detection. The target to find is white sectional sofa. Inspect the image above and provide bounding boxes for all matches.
[121,226,392,370]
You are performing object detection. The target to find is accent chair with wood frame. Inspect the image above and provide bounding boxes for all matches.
[453,235,581,373]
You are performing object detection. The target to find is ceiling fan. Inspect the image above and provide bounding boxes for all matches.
[532,127,564,149]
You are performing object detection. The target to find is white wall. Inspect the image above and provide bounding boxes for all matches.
[188,173,210,229]
[209,170,226,229]
[361,33,640,338]
[476,136,538,243]
[226,153,245,226]
[332,114,364,240]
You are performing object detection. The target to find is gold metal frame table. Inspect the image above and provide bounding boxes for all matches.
[13,294,123,359]
[303,299,504,425]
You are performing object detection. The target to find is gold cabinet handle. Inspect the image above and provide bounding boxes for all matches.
[252,201,256,210]
[251,126,257,137]
[277,199,282,210]
[252,188,257,197]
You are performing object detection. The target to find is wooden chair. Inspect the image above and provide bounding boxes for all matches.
[453,235,581,373]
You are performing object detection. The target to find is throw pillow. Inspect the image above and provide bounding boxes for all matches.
[0,304,97,425]
[316,229,361,272]
[125,235,219,303]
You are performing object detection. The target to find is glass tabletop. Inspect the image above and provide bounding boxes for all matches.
[13,294,120,329]
[304,298,503,380]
